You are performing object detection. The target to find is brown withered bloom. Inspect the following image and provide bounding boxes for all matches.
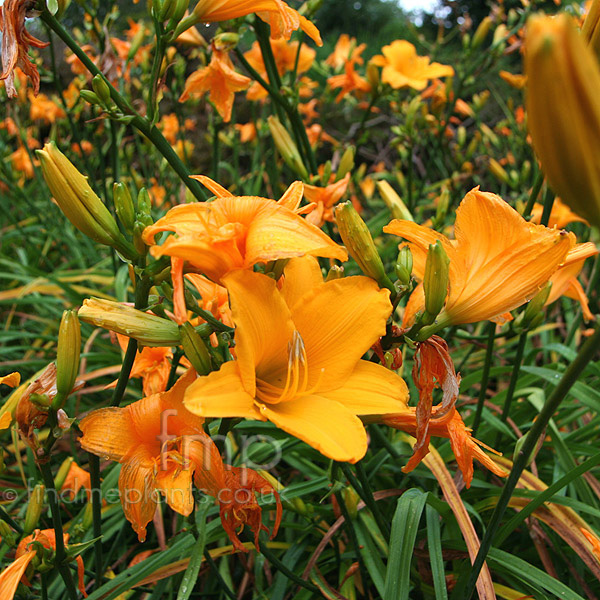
[0,0,49,98]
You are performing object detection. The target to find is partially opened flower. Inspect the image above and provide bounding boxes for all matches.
[327,59,371,103]
[79,370,279,548]
[530,197,589,229]
[60,462,92,501]
[325,34,366,70]
[0,0,49,98]
[180,45,251,122]
[304,173,351,226]
[184,256,410,463]
[546,242,598,321]
[371,40,454,90]
[384,188,575,332]
[142,176,347,285]
[256,0,322,46]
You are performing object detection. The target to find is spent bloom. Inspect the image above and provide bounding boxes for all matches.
[384,188,575,331]
[184,256,410,463]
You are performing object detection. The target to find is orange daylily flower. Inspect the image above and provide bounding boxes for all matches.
[183,256,410,463]
[235,121,258,143]
[499,70,527,89]
[325,34,366,70]
[371,40,454,90]
[0,0,49,97]
[581,528,600,560]
[327,59,371,103]
[256,0,322,46]
[3,529,88,598]
[304,173,351,227]
[159,114,180,145]
[546,242,598,321]
[0,372,20,388]
[10,145,36,179]
[61,461,92,501]
[142,176,347,285]
[383,336,507,487]
[28,92,66,124]
[385,188,575,330]
[305,123,337,147]
[175,25,207,47]
[79,369,279,549]
[186,273,233,329]
[113,334,173,396]
[530,197,590,229]
[180,45,251,122]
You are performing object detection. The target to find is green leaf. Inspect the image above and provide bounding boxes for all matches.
[176,506,209,600]
[383,489,427,600]
[426,505,448,600]
[47,0,59,15]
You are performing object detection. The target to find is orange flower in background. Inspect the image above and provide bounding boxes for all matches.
[530,197,589,229]
[371,40,454,90]
[546,242,598,321]
[325,34,366,70]
[256,0,322,46]
[114,334,173,396]
[304,173,351,226]
[143,176,347,285]
[159,113,180,145]
[0,0,49,97]
[61,461,92,501]
[499,70,527,89]
[180,45,251,122]
[79,369,279,549]
[10,145,37,179]
[184,257,410,463]
[66,44,97,76]
[327,59,371,103]
[28,92,66,124]
[385,188,575,330]
[235,121,258,143]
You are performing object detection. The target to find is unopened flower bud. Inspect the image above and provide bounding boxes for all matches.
[471,16,492,49]
[395,246,413,287]
[526,13,600,227]
[342,487,360,519]
[492,24,508,47]
[520,281,552,330]
[54,457,75,490]
[114,183,135,233]
[335,202,394,292]
[422,240,450,324]
[37,143,136,259]
[24,484,45,535]
[267,116,308,179]
[377,180,413,221]
[91,74,111,106]
[337,146,355,181]
[488,158,510,185]
[137,187,153,227]
[79,89,101,105]
[78,298,180,347]
[179,322,212,376]
[366,61,380,88]
[54,310,81,409]
[0,521,16,546]
[457,125,466,148]
[213,32,240,51]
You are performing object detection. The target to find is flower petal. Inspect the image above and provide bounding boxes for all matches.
[260,394,368,462]
[291,276,392,392]
[321,360,409,415]
[184,360,263,419]
[79,407,137,460]
[0,551,36,600]
[155,466,194,516]
[280,255,323,311]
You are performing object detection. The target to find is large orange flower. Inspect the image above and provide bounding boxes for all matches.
[79,370,279,549]
[371,40,454,90]
[184,256,410,463]
[142,176,347,284]
[180,46,251,122]
[384,188,575,331]
[0,0,49,97]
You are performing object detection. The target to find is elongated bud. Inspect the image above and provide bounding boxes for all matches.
[337,146,355,181]
[179,322,212,375]
[54,310,81,409]
[0,521,16,546]
[37,143,136,259]
[471,16,492,49]
[583,0,600,59]
[395,246,413,287]
[137,188,153,227]
[492,24,508,48]
[377,180,413,221]
[457,125,466,147]
[435,188,450,223]
[114,183,135,233]
[335,202,394,292]
[514,281,552,333]
[488,158,510,185]
[422,240,450,324]
[79,89,101,105]
[54,457,75,490]
[342,487,360,519]
[78,298,180,346]
[526,13,600,227]
[267,116,309,179]
[91,74,111,106]
[24,484,45,535]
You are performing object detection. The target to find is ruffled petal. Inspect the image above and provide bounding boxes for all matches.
[79,407,137,461]
[155,465,194,516]
[0,551,36,600]
[280,255,323,312]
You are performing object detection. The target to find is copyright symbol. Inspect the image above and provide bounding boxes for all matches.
[3,489,17,501]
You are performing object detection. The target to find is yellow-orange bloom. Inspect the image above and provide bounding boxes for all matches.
[384,188,575,331]
[525,13,600,228]
[61,461,92,501]
[371,40,454,90]
[142,176,347,284]
[304,173,351,227]
[530,197,589,229]
[327,59,371,103]
[79,370,280,549]
[184,256,410,463]
[180,46,251,122]
[28,92,66,124]
[0,0,49,97]
[546,242,598,321]
[499,70,527,90]
[325,34,366,70]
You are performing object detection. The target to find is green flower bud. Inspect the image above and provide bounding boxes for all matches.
[114,183,135,233]
[91,74,111,106]
[79,89,101,105]
[377,180,413,221]
[54,310,81,409]
[395,246,413,287]
[180,322,212,376]
[54,457,75,490]
[422,240,450,324]
[24,484,45,535]
[267,116,308,180]
[336,146,355,181]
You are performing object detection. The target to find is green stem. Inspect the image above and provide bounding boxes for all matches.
[494,332,527,447]
[147,19,166,126]
[41,9,206,202]
[458,323,600,600]
[471,322,496,436]
[202,548,237,600]
[39,461,79,600]
[521,172,544,219]
[88,453,103,590]
[540,188,555,227]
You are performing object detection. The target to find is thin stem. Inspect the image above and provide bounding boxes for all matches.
[458,323,600,599]
[494,332,527,447]
[540,188,555,227]
[147,18,166,126]
[521,171,544,219]
[88,453,103,590]
[202,548,237,600]
[471,322,496,436]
